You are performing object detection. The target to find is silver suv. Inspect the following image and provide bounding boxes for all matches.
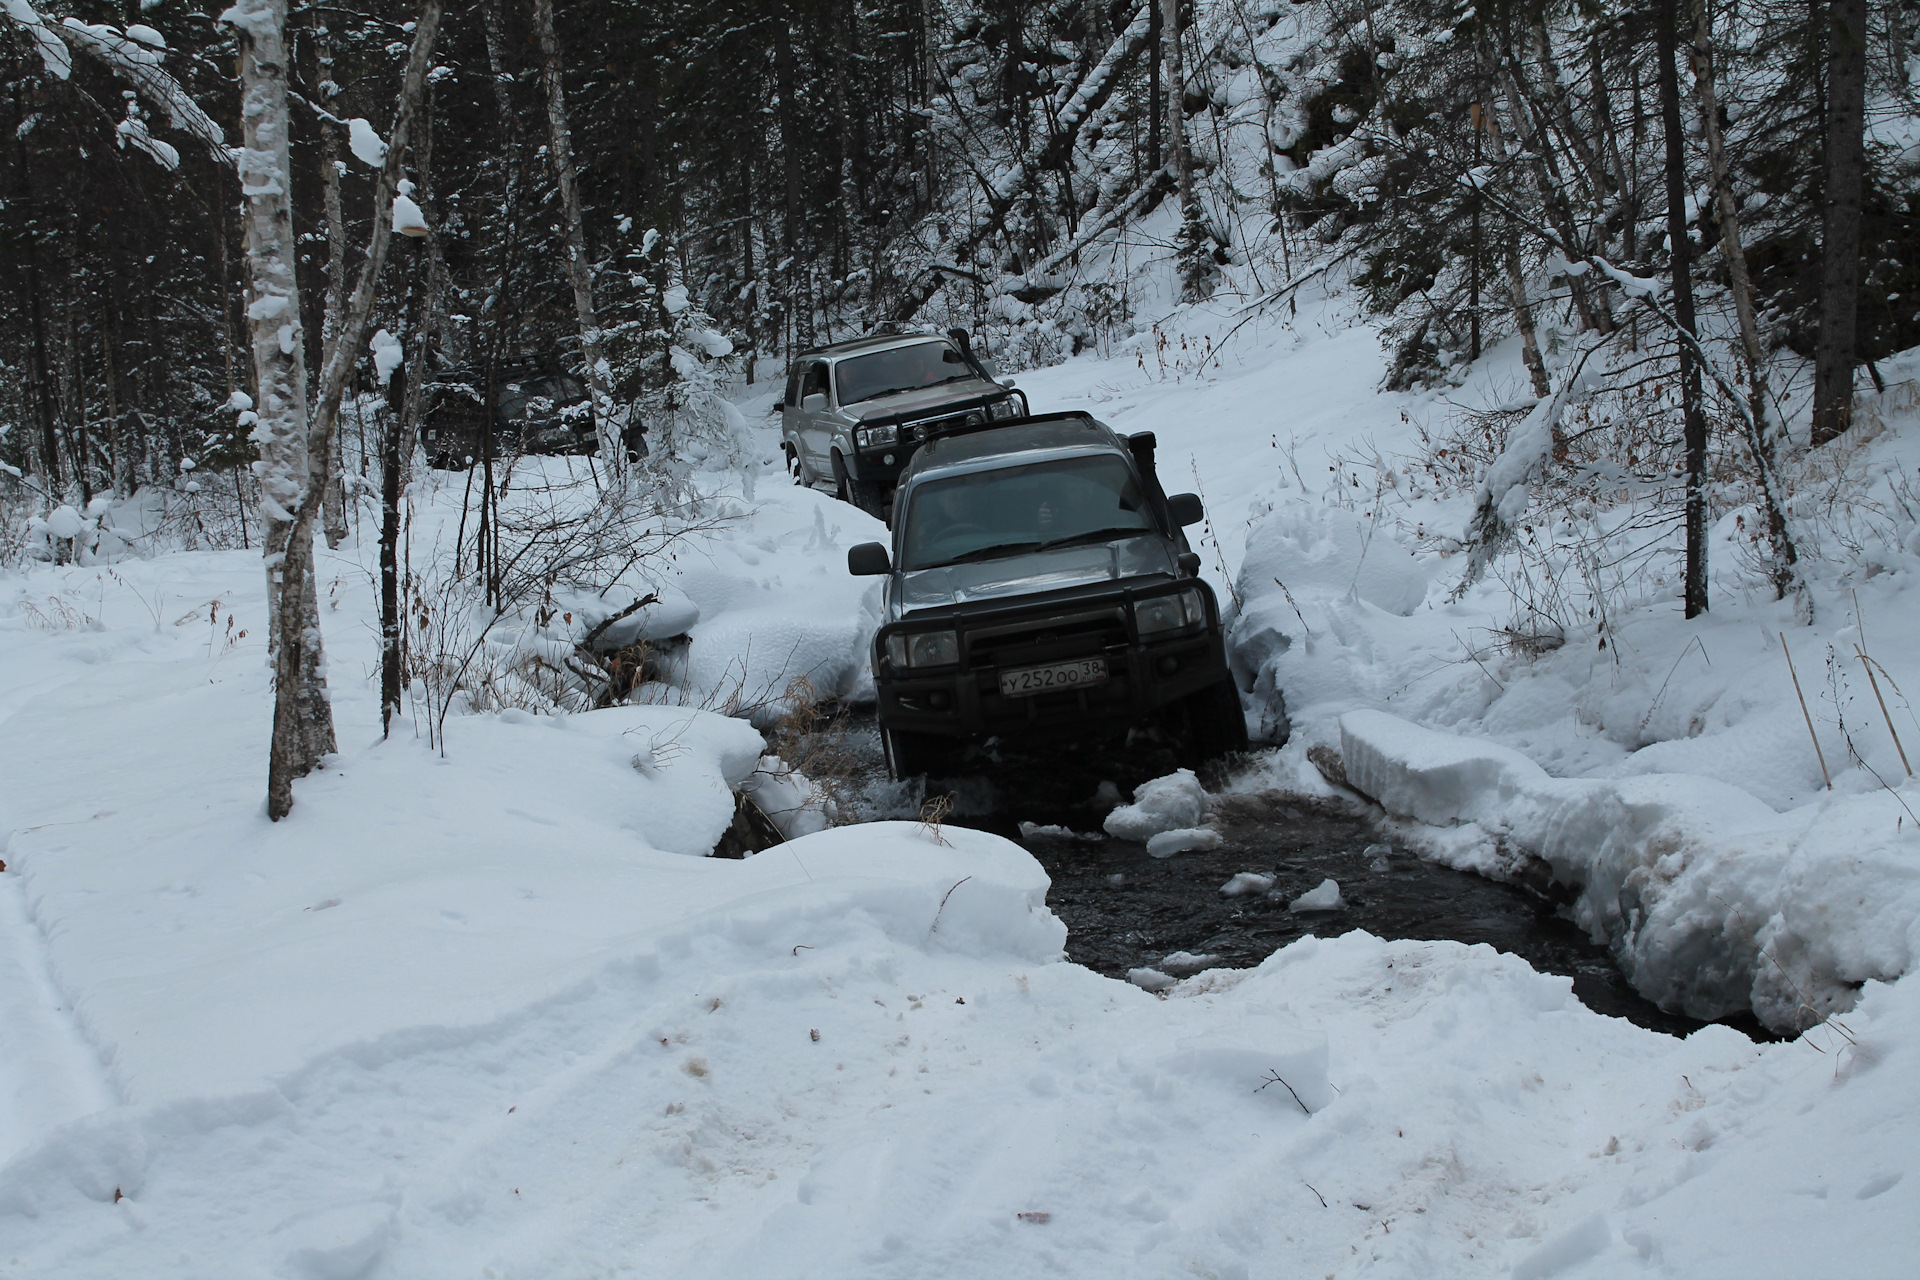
[846,413,1247,779]
[781,329,1026,516]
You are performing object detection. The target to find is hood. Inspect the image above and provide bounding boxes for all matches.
[894,535,1177,615]
[849,377,1004,422]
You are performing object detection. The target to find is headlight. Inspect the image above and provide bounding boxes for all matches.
[885,629,960,669]
[857,424,898,450]
[988,398,1019,421]
[1135,587,1206,637]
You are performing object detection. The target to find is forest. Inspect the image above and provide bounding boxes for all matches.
[6,0,1917,809]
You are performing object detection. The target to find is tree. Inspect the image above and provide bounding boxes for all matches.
[529,0,620,474]
[1657,0,1709,616]
[1811,0,1868,445]
[223,0,442,819]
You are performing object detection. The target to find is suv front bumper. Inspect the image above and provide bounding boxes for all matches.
[872,579,1229,742]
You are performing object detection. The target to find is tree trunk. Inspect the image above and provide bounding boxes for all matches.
[228,0,331,819]
[1163,0,1191,208]
[528,0,621,474]
[384,106,447,735]
[317,18,351,549]
[233,0,441,819]
[1687,0,1771,428]
[1658,0,1709,617]
[1476,99,1552,398]
[1147,0,1162,174]
[1811,0,1867,445]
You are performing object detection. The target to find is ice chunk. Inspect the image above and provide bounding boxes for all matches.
[1128,967,1177,992]
[1159,951,1223,975]
[1017,822,1101,842]
[1288,879,1342,912]
[1104,769,1209,842]
[1220,872,1275,897]
[1146,826,1221,858]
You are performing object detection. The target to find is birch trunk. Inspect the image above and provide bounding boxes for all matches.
[227,0,332,819]
[528,0,621,475]
[232,0,442,819]
[1162,0,1190,208]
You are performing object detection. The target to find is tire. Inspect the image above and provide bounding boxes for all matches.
[830,450,850,502]
[846,473,886,519]
[1180,676,1249,768]
[884,728,958,781]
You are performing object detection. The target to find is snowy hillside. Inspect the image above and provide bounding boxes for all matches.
[6,282,1920,1272]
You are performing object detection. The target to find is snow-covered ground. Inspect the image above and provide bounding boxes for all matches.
[4,290,1919,1273]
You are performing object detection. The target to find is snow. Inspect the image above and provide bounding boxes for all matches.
[391,191,428,237]
[347,116,386,166]
[1338,707,1920,1031]
[5,224,1920,1274]
[4,0,71,78]
[41,504,87,540]
[1102,768,1210,841]
[368,328,403,384]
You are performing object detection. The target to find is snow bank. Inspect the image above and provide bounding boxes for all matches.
[1339,709,1920,1032]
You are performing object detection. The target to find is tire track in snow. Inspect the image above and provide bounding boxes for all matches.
[0,864,118,1163]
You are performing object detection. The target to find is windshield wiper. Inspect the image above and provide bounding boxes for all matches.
[934,540,1045,565]
[1038,526,1153,551]
[845,374,976,406]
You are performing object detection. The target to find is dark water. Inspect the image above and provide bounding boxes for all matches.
[808,713,1758,1039]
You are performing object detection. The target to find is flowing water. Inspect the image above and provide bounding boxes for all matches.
[803,711,1760,1039]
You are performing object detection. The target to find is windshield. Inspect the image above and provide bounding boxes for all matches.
[834,341,972,406]
[899,453,1157,570]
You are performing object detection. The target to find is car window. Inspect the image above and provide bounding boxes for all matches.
[834,341,970,406]
[800,362,829,401]
[898,453,1155,570]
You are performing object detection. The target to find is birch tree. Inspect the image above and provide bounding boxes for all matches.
[224,0,443,819]
[528,0,621,474]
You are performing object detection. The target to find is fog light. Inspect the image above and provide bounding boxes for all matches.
[1156,655,1180,676]
[884,453,895,465]
[929,690,951,709]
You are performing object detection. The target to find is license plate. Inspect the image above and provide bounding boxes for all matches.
[998,657,1108,697]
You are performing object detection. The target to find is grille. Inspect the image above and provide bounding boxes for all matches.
[966,610,1127,668]
[901,408,982,440]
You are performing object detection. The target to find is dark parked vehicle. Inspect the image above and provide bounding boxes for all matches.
[846,412,1248,779]
[780,329,1027,517]
[420,365,638,469]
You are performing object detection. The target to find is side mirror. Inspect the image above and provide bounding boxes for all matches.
[801,392,829,414]
[999,379,1018,390]
[847,542,893,576]
[1167,493,1204,527]
[1177,552,1202,576]
[942,348,966,364]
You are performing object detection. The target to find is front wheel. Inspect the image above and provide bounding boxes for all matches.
[1179,676,1249,768]
[884,728,959,781]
